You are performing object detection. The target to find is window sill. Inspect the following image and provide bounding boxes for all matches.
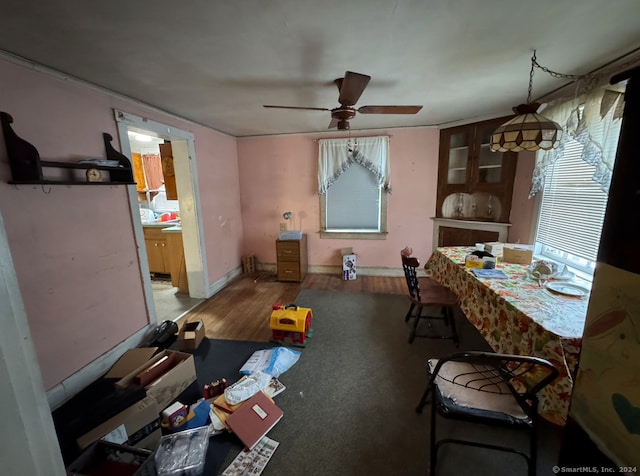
[320,231,388,240]
[532,254,594,285]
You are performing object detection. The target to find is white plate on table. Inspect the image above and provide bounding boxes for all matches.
[546,282,589,297]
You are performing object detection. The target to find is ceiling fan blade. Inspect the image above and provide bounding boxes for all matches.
[358,105,423,114]
[328,118,338,129]
[338,71,371,106]
[263,105,330,111]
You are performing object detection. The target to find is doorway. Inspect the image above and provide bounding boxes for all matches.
[115,110,209,324]
[127,131,203,322]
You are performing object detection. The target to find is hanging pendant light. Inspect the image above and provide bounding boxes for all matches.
[490,51,563,152]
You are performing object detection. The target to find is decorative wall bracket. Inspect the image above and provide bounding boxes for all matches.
[1,111,134,185]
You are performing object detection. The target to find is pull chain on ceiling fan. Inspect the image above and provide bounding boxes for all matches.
[263,71,423,130]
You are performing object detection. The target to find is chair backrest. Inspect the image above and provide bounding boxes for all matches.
[401,253,421,302]
[430,351,560,409]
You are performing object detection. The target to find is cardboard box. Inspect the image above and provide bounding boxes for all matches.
[341,247,356,281]
[178,320,205,351]
[465,254,497,269]
[67,440,155,476]
[76,396,161,451]
[106,347,197,410]
[502,244,534,265]
[483,241,504,257]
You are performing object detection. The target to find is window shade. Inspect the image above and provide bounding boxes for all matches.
[326,164,381,230]
[536,139,609,262]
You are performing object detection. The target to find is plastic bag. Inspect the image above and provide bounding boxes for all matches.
[266,347,301,378]
[239,347,301,377]
[239,349,274,375]
[224,370,272,405]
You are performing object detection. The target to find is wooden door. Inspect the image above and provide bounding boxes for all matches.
[165,232,189,293]
[159,142,178,200]
[145,237,168,274]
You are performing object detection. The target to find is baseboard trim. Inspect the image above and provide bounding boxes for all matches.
[207,266,243,297]
[46,325,153,410]
[47,266,243,410]
[258,263,424,277]
[47,262,414,409]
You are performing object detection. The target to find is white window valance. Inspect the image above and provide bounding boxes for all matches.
[317,136,390,195]
[529,84,625,198]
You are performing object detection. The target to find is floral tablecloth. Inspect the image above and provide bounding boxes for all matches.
[425,246,588,425]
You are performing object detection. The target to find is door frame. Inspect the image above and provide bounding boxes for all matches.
[114,110,209,319]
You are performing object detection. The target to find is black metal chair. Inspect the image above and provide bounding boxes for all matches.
[416,351,559,476]
[401,252,459,345]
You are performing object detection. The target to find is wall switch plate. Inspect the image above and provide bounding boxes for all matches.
[279,223,287,231]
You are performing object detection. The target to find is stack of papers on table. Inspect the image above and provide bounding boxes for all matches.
[472,269,508,279]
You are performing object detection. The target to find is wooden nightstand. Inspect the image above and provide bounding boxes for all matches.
[276,235,308,282]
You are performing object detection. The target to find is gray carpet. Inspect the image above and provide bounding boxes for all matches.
[222,290,564,476]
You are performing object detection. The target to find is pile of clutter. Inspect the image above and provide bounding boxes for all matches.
[62,319,301,476]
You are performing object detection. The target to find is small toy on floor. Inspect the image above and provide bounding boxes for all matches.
[203,378,228,399]
[270,303,313,347]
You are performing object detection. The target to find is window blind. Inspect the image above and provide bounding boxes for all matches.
[326,163,381,230]
[536,139,609,262]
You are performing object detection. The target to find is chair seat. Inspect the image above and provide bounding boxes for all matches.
[418,278,458,307]
[428,359,530,424]
[418,352,560,476]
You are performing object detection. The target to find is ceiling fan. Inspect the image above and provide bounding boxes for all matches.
[263,71,423,130]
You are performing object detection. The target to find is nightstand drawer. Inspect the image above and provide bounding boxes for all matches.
[276,241,301,261]
[277,262,301,281]
[275,235,307,282]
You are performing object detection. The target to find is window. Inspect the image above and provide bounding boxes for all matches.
[325,163,383,231]
[318,136,389,239]
[532,89,624,278]
[534,138,609,276]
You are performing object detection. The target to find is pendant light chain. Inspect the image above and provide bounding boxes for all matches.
[527,53,536,103]
[532,50,598,81]
[529,49,601,98]
[492,49,635,153]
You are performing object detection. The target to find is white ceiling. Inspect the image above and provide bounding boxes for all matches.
[1,0,639,137]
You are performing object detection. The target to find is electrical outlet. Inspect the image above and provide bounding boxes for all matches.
[279,223,287,231]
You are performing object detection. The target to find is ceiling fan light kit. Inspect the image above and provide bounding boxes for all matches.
[264,71,423,131]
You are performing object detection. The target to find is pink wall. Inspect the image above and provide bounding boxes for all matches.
[237,127,441,269]
[508,150,536,244]
[0,58,241,389]
[190,126,244,283]
[0,54,537,391]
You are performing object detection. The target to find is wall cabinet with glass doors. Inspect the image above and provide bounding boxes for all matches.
[436,116,518,224]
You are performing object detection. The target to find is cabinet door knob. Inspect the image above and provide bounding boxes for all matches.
[154,243,158,247]
[161,243,166,247]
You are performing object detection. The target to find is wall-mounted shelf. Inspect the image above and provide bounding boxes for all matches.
[1,111,135,185]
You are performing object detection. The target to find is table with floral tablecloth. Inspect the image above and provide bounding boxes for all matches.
[425,246,588,425]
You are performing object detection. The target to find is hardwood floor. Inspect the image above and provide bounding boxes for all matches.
[179,272,407,341]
